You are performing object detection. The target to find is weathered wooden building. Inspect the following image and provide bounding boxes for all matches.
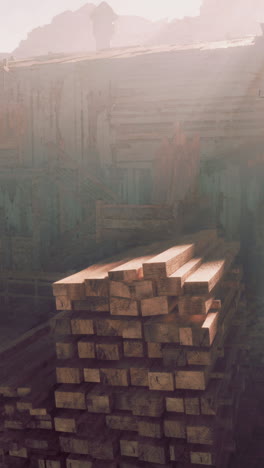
[1,36,264,282]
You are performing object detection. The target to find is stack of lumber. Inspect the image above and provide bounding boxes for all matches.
[1,230,246,468]
[0,322,59,467]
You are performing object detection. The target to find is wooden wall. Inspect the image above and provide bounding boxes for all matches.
[1,39,264,272]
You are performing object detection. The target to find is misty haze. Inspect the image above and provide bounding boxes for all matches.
[0,2,264,468]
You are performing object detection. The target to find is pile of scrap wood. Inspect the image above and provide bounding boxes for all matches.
[0,229,247,468]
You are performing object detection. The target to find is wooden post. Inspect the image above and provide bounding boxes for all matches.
[96,200,104,244]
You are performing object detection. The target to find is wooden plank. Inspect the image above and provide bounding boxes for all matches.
[83,362,101,384]
[186,418,215,445]
[66,455,93,468]
[120,433,139,458]
[179,312,219,347]
[138,417,163,438]
[178,295,220,316]
[53,246,149,299]
[130,389,165,417]
[109,279,154,300]
[175,366,210,391]
[141,296,177,317]
[110,297,139,317]
[123,340,145,358]
[108,242,172,282]
[77,337,96,359]
[106,412,138,432]
[143,244,194,279]
[55,296,73,311]
[83,360,135,386]
[56,337,78,360]
[96,338,123,361]
[59,434,89,455]
[85,277,109,297]
[184,243,240,295]
[164,415,186,439]
[51,311,73,336]
[8,447,28,458]
[138,437,169,464]
[86,385,113,414]
[100,367,130,387]
[147,342,163,358]
[113,387,137,412]
[169,440,188,462]
[87,428,120,460]
[96,316,143,339]
[157,257,202,296]
[184,394,200,415]
[108,255,155,282]
[25,430,59,451]
[55,384,92,410]
[71,313,94,335]
[83,257,126,297]
[190,446,216,466]
[162,344,187,367]
[144,312,218,346]
[56,361,84,385]
[54,410,87,433]
[186,333,223,366]
[148,371,175,391]
[144,314,181,344]
[130,360,150,387]
[72,297,109,313]
[165,392,185,413]
[184,261,225,295]
[53,271,88,300]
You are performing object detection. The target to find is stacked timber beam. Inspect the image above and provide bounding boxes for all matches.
[0,230,246,468]
[0,321,59,467]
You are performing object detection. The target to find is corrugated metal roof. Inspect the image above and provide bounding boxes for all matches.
[2,36,256,70]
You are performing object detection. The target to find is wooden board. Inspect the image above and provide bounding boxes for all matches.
[56,337,78,360]
[141,296,178,317]
[96,316,143,340]
[184,243,239,295]
[120,433,139,458]
[178,295,221,316]
[56,361,84,385]
[86,385,113,414]
[72,297,109,313]
[157,257,203,296]
[148,371,175,391]
[144,312,219,346]
[108,255,156,282]
[71,313,95,335]
[53,257,128,300]
[110,298,139,317]
[109,280,154,300]
[55,384,92,410]
[175,367,210,391]
[143,244,194,279]
[123,340,145,358]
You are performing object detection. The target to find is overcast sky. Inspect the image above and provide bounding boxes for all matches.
[1,0,203,52]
